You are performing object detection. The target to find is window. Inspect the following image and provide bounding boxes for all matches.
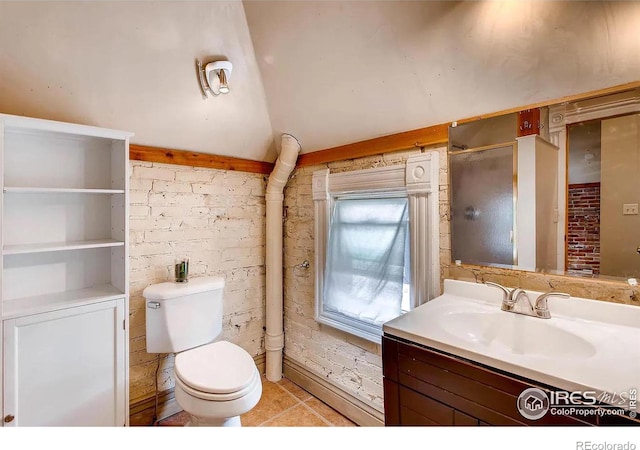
[312,154,440,343]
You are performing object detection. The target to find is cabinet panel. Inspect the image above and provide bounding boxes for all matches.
[383,378,400,425]
[398,370,524,426]
[3,299,126,426]
[399,386,454,425]
[399,406,438,426]
[454,410,479,426]
[382,336,639,427]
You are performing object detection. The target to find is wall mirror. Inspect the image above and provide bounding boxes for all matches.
[449,86,640,280]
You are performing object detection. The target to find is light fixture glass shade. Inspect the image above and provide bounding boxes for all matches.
[202,60,233,96]
[218,69,230,94]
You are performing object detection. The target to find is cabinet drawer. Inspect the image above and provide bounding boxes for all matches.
[398,344,594,426]
[454,410,479,426]
[383,336,603,426]
[400,406,438,426]
[399,386,454,425]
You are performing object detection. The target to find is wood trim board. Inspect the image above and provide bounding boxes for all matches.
[129,144,274,174]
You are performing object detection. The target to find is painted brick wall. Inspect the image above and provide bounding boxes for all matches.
[567,183,601,275]
[128,161,267,404]
[282,147,449,412]
[283,144,639,416]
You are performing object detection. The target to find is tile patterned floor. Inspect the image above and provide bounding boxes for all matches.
[157,376,356,427]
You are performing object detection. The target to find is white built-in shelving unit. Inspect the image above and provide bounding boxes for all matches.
[0,113,132,426]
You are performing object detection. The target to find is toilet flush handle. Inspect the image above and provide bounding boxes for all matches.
[147,301,161,309]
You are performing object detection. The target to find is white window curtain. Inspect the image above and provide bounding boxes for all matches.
[312,154,440,343]
[323,196,409,326]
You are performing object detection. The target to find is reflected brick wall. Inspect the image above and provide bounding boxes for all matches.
[567,183,601,275]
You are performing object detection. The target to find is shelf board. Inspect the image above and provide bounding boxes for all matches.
[2,284,125,320]
[3,187,125,194]
[4,239,124,255]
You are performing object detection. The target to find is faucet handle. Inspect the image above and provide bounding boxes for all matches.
[484,281,511,303]
[534,292,570,319]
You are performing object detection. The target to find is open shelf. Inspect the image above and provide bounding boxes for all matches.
[2,284,125,320]
[3,187,125,194]
[3,239,124,255]
[0,113,131,426]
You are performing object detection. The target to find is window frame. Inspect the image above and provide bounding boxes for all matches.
[312,153,440,343]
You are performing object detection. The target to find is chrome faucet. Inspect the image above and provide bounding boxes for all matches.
[485,282,570,319]
[533,291,570,319]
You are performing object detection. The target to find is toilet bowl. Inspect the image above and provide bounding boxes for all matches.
[173,341,262,426]
[143,276,262,426]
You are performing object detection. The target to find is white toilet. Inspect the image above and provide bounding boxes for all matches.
[144,276,262,427]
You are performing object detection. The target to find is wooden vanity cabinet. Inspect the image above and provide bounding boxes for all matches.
[383,335,639,426]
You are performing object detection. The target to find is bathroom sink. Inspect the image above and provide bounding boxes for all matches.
[438,311,596,357]
[383,279,640,403]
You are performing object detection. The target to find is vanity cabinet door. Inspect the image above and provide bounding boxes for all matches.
[2,299,126,426]
[382,336,637,426]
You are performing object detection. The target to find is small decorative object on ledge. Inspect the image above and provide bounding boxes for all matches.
[175,258,189,283]
[517,108,541,137]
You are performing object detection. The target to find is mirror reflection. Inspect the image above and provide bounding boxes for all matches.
[449,88,640,280]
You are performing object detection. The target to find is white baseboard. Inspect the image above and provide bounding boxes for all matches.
[283,355,384,427]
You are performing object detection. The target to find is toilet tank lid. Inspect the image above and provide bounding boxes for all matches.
[143,276,225,300]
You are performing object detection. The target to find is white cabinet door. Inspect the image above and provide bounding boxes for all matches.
[3,299,126,426]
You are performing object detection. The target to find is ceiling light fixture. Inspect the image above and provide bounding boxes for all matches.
[196,59,233,98]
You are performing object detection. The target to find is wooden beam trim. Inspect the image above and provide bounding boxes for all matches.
[297,124,448,167]
[130,144,274,175]
[298,80,640,168]
[456,80,640,125]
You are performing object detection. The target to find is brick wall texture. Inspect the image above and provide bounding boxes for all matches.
[129,147,638,414]
[567,183,601,275]
[283,147,450,413]
[128,161,267,404]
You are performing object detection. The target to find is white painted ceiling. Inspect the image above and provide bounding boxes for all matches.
[0,2,275,161]
[1,2,640,162]
[244,1,640,154]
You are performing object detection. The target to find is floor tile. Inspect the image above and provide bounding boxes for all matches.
[277,378,312,401]
[155,376,355,427]
[240,378,299,426]
[157,410,189,426]
[305,398,356,427]
[260,404,328,427]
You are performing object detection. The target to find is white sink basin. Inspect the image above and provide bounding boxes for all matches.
[383,279,640,405]
[439,311,596,358]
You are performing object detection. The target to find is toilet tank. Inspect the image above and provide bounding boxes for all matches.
[144,276,225,353]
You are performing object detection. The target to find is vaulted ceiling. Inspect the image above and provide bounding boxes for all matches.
[0,1,639,162]
[244,0,640,154]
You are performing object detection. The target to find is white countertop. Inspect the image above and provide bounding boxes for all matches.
[383,279,640,407]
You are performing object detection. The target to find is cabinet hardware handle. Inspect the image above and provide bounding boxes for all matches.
[4,415,15,423]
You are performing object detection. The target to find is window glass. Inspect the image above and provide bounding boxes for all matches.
[323,196,409,326]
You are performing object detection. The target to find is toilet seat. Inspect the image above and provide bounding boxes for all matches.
[174,340,258,401]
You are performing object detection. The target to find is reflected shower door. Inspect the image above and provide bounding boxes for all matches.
[450,144,515,266]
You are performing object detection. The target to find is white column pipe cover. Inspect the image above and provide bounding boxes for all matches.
[265,134,300,381]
